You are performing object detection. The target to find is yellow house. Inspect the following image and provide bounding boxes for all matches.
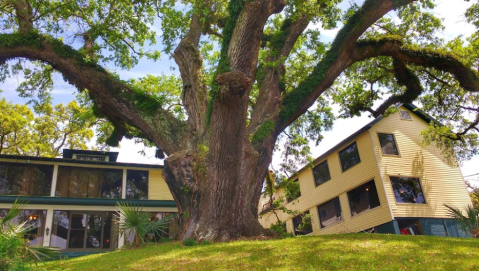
[259,104,472,237]
[0,149,177,255]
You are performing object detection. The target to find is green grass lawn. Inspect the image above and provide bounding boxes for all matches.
[41,234,479,271]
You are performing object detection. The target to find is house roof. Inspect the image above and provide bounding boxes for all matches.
[0,153,163,169]
[289,103,435,179]
[62,148,119,162]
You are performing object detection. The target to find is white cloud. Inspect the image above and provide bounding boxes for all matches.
[434,0,475,40]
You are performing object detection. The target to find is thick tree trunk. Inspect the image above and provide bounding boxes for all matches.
[163,142,272,241]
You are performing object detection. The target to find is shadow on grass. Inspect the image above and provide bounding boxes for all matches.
[44,234,479,271]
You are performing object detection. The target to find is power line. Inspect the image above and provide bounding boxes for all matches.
[464,172,479,178]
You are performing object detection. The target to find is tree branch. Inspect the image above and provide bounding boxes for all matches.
[369,58,424,117]
[421,68,453,87]
[0,33,189,155]
[352,37,479,92]
[249,14,310,144]
[173,13,208,139]
[278,0,416,132]
[12,0,33,34]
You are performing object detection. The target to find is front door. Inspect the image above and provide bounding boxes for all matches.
[51,211,115,251]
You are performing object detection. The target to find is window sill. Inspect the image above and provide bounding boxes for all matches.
[350,205,381,218]
[320,218,343,230]
[341,161,362,173]
[381,154,400,157]
[394,202,427,205]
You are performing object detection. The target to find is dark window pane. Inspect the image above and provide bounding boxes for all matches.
[51,211,69,249]
[126,170,149,200]
[338,142,361,171]
[52,211,116,250]
[292,211,312,235]
[102,213,114,249]
[318,198,342,228]
[0,162,52,196]
[347,180,381,216]
[378,133,399,155]
[56,166,122,199]
[313,161,331,186]
[399,111,412,120]
[86,214,102,248]
[390,177,426,204]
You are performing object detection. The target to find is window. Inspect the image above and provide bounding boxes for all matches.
[0,209,47,246]
[347,180,381,216]
[0,162,53,196]
[313,161,331,186]
[399,110,412,120]
[126,170,149,200]
[50,211,116,250]
[292,211,312,235]
[317,197,342,228]
[55,166,122,198]
[378,133,399,155]
[390,176,426,204]
[338,142,361,171]
[74,154,107,161]
[285,179,301,202]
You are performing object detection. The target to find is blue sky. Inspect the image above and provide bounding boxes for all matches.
[1,0,478,186]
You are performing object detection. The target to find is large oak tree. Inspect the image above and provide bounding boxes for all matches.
[1,0,479,241]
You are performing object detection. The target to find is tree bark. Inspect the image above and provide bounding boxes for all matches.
[163,145,271,241]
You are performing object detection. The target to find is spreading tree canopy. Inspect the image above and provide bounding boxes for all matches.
[1,0,479,241]
[0,97,99,156]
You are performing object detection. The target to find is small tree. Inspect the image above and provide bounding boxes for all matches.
[115,202,172,248]
[0,200,59,271]
[261,170,308,236]
[445,189,479,238]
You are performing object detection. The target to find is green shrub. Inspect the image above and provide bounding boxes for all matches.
[115,202,172,247]
[270,221,294,238]
[200,240,212,246]
[0,200,58,271]
[182,238,198,246]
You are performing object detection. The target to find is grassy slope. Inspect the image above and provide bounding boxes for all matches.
[42,234,479,271]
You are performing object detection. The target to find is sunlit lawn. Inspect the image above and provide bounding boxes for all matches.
[42,234,479,271]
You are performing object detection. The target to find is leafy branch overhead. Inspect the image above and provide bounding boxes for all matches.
[1,0,479,241]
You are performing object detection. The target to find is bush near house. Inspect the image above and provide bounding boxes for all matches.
[0,200,58,271]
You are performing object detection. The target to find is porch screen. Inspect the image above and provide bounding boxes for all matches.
[55,166,122,198]
[0,162,52,196]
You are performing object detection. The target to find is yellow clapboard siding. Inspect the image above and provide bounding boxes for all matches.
[148,170,174,200]
[259,105,472,235]
[369,106,472,218]
[259,131,393,235]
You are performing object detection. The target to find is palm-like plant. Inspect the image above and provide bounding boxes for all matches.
[115,202,172,247]
[445,189,479,238]
[0,200,59,270]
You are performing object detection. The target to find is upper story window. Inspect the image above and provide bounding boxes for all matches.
[399,110,412,120]
[73,154,108,162]
[390,176,426,204]
[56,166,122,198]
[347,180,381,216]
[338,142,361,172]
[0,162,53,196]
[313,160,331,186]
[285,178,301,202]
[318,197,342,228]
[378,133,399,155]
[126,170,149,200]
[292,211,313,235]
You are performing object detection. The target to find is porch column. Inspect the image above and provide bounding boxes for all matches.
[43,208,54,247]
